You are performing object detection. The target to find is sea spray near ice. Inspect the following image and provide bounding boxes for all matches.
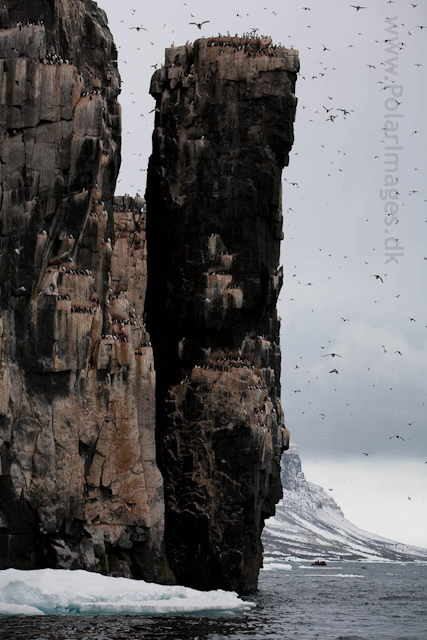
[0,569,255,616]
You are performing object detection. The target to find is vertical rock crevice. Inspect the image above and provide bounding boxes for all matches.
[146,37,297,593]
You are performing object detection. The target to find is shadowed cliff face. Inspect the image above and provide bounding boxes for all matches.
[0,1,171,583]
[146,37,297,593]
[1,9,297,593]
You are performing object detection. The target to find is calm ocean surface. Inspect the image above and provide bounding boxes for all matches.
[1,562,426,640]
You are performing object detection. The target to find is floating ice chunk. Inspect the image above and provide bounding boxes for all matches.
[0,602,45,616]
[0,569,255,616]
[303,573,364,578]
[261,561,292,571]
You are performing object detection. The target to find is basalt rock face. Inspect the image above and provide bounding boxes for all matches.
[0,2,171,583]
[1,14,297,593]
[146,37,297,593]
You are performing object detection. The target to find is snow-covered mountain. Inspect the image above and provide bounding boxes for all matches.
[262,444,427,562]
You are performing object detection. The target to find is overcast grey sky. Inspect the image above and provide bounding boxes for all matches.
[97,0,427,548]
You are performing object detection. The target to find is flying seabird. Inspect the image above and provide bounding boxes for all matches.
[350,5,367,10]
[389,435,405,441]
[322,353,343,358]
[189,21,210,29]
[371,274,384,283]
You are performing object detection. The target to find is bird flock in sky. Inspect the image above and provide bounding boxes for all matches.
[109,0,425,479]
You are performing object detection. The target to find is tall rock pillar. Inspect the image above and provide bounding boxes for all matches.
[146,37,297,593]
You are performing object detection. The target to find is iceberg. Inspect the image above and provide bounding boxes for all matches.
[0,569,255,616]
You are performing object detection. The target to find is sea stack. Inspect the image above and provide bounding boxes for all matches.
[145,36,297,593]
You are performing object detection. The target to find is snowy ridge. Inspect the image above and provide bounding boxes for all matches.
[262,445,427,562]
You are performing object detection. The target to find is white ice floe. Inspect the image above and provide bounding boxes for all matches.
[298,565,344,570]
[302,573,364,578]
[0,569,255,616]
[0,602,45,616]
[261,561,292,571]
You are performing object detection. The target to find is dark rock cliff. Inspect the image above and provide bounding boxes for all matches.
[0,2,298,594]
[0,1,171,583]
[146,37,297,593]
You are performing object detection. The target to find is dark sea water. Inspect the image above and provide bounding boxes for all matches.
[1,562,426,640]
